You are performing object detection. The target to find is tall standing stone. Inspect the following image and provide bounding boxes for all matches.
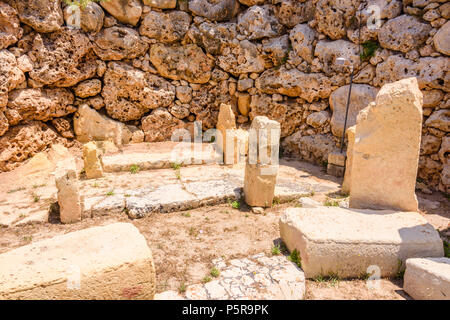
[55,168,82,224]
[216,103,237,165]
[244,116,280,207]
[342,125,356,194]
[349,78,423,212]
[83,142,103,179]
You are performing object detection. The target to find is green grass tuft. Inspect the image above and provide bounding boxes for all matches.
[360,40,379,61]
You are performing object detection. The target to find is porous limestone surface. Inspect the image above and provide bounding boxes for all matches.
[0,223,156,299]
[404,257,450,300]
[279,207,444,279]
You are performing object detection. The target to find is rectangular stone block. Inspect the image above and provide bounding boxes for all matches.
[0,223,156,299]
[404,257,450,300]
[279,207,443,279]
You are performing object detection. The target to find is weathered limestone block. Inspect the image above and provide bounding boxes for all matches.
[0,2,23,50]
[238,0,265,5]
[14,0,63,33]
[0,121,58,172]
[349,78,423,212]
[342,125,355,194]
[83,142,103,179]
[63,1,104,33]
[273,0,315,28]
[249,94,303,137]
[421,134,442,155]
[143,0,177,9]
[28,28,97,87]
[255,67,331,102]
[0,50,25,97]
[306,111,330,129]
[0,112,8,136]
[141,108,185,142]
[262,35,290,67]
[244,116,280,207]
[73,104,132,146]
[52,117,74,139]
[74,79,102,98]
[99,0,142,26]
[289,24,316,63]
[282,132,338,164]
[378,15,431,53]
[374,56,449,92]
[55,168,82,224]
[433,20,450,56]
[423,90,444,108]
[314,0,359,40]
[6,88,76,125]
[314,40,360,75]
[102,62,175,121]
[188,0,240,22]
[425,109,450,132]
[187,22,237,56]
[218,40,265,75]
[0,223,156,299]
[140,10,191,43]
[279,207,443,279]
[404,258,450,300]
[93,26,148,61]
[237,5,283,40]
[329,84,378,137]
[150,44,213,84]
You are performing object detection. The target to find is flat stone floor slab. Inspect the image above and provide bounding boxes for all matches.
[280,207,444,279]
[102,142,217,172]
[404,257,450,300]
[0,223,155,299]
[155,253,305,300]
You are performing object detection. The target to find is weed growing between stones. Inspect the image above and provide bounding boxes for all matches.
[7,187,25,194]
[202,276,212,283]
[178,282,186,294]
[129,164,140,174]
[230,200,240,209]
[314,274,340,287]
[271,244,281,256]
[396,260,405,279]
[324,199,339,207]
[106,190,114,196]
[210,267,220,278]
[360,41,379,61]
[288,249,301,268]
[444,241,450,258]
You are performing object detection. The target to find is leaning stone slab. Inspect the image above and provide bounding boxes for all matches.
[404,257,450,300]
[0,223,155,299]
[349,78,423,212]
[83,194,125,217]
[279,207,443,279]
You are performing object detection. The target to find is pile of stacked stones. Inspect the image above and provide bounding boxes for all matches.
[0,0,448,193]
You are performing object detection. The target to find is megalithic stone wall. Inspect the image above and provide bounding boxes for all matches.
[0,0,448,193]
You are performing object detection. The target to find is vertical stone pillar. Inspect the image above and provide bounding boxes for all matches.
[349,78,423,212]
[55,168,82,224]
[216,103,237,165]
[83,142,103,179]
[244,116,281,207]
[342,125,356,194]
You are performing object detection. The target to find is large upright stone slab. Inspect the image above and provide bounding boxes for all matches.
[244,116,281,207]
[279,207,443,279]
[349,78,423,212]
[55,168,82,224]
[404,257,450,300]
[0,223,156,299]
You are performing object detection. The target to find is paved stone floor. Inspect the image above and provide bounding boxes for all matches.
[154,253,305,300]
